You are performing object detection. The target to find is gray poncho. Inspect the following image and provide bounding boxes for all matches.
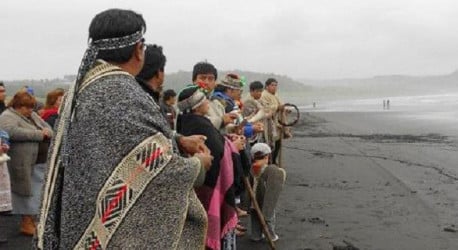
[36,62,207,249]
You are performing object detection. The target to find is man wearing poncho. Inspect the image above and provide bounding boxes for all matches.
[35,9,212,249]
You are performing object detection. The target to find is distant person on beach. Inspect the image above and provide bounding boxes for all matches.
[313,102,316,108]
[387,99,390,110]
[35,9,212,249]
[383,99,386,109]
[250,143,285,242]
[0,82,6,113]
[192,62,237,130]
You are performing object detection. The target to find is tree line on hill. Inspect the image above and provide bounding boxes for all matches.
[2,71,310,100]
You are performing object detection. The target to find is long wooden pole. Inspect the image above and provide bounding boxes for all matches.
[278,106,287,169]
[243,177,275,250]
[278,127,283,168]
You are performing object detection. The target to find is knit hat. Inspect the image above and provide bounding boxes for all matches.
[177,86,206,113]
[250,142,271,159]
[218,73,243,90]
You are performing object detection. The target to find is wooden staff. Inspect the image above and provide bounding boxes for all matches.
[243,176,276,250]
[277,106,287,169]
[278,127,284,169]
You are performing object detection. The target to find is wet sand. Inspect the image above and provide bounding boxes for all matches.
[238,111,458,250]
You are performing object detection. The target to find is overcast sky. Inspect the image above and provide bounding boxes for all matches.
[2,0,458,80]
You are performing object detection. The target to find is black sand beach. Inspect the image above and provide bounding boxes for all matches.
[238,111,458,250]
[3,111,458,249]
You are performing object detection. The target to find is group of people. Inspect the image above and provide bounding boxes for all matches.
[0,8,291,250]
[0,84,64,241]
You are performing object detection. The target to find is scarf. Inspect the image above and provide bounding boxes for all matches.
[177,114,237,250]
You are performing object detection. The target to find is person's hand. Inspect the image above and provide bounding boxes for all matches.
[264,109,273,118]
[42,128,51,139]
[195,150,213,171]
[284,106,292,114]
[0,143,9,153]
[223,113,238,125]
[178,135,207,155]
[252,122,264,133]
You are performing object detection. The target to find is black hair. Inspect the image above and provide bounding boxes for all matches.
[265,78,277,87]
[0,82,4,87]
[89,9,146,63]
[249,81,263,91]
[176,86,199,132]
[137,44,166,81]
[192,62,217,81]
[162,89,176,102]
[214,84,229,93]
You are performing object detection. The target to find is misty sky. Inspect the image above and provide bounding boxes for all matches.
[2,0,458,80]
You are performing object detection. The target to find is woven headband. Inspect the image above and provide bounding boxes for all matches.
[76,27,145,85]
[177,89,206,112]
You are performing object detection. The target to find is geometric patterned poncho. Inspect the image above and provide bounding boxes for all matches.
[35,62,207,250]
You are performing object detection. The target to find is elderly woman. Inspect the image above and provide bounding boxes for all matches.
[177,86,246,250]
[0,92,53,236]
[40,88,65,128]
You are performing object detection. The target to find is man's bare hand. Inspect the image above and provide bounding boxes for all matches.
[223,113,238,125]
[0,143,9,153]
[178,135,207,155]
[195,151,213,171]
[42,128,52,139]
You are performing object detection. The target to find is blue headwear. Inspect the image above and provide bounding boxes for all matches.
[0,130,10,146]
[26,86,34,96]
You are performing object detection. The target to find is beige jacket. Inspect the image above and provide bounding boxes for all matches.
[259,90,282,143]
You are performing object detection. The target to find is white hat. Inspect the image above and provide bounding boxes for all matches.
[250,143,271,159]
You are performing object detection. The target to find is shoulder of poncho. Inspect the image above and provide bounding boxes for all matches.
[82,73,150,102]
